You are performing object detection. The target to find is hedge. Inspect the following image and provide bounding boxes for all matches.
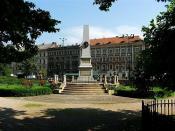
[115,85,174,99]
[0,76,21,85]
[0,85,52,97]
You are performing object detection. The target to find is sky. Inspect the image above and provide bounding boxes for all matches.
[29,0,167,45]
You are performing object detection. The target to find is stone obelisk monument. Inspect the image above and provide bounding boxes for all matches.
[77,25,95,82]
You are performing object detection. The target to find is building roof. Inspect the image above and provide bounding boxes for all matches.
[38,42,59,50]
[90,35,143,46]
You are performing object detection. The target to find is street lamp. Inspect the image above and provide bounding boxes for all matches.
[59,37,67,46]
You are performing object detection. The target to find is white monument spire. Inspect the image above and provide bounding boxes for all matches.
[81,25,91,58]
[83,25,89,43]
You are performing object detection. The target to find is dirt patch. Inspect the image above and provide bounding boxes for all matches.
[0,96,142,131]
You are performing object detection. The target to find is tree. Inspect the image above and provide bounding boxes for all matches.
[0,64,12,76]
[21,57,37,76]
[93,0,171,11]
[137,0,175,88]
[0,0,60,63]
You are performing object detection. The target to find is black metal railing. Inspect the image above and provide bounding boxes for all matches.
[142,99,175,131]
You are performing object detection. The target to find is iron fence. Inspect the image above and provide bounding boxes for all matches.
[142,99,175,131]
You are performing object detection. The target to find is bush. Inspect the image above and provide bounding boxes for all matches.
[115,85,137,97]
[0,76,21,85]
[115,85,175,98]
[21,79,33,87]
[0,76,49,86]
[105,84,117,90]
[151,87,174,98]
[0,84,52,97]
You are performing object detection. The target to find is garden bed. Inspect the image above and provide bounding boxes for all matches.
[0,84,52,97]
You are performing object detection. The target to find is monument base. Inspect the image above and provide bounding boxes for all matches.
[76,76,97,83]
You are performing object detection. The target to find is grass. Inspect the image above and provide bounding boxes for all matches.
[24,103,43,108]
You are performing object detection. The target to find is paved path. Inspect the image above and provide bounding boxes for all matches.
[0,95,144,131]
[9,94,143,104]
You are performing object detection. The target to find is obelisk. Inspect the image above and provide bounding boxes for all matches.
[77,25,95,82]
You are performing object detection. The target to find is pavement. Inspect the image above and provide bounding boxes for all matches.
[8,94,143,104]
[0,94,144,131]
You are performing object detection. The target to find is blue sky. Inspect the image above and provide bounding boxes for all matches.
[29,0,167,45]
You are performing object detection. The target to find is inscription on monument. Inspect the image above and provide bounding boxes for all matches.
[80,69,91,76]
[82,58,90,64]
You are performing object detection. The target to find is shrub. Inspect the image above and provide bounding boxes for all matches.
[0,76,49,86]
[105,84,117,90]
[21,79,33,87]
[0,85,52,97]
[39,80,46,86]
[115,85,137,97]
[50,81,61,90]
[152,87,174,98]
[0,76,21,85]
[115,85,175,98]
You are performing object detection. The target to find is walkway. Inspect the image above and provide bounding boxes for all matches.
[0,95,143,131]
[10,94,142,104]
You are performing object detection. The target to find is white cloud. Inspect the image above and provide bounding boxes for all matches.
[62,25,143,45]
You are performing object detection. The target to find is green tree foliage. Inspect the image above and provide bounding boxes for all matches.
[21,57,37,76]
[93,0,117,11]
[39,67,47,78]
[0,0,60,63]
[137,0,175,88]
[93,0,171,11]
[0,64,12,76]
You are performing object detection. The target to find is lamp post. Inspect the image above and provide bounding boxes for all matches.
[59,37,67,46]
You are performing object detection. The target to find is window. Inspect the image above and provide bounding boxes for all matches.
[115,48,120,53]
[97,65,100,70]
[121,48,125,53]
[108,48,113,54]
[102,65,106,71]
[96,49,100,55]
[110,65,113,70]
[91,49,95,54]
[134,47,140,52]
[103,49,106,54]
[127,47,131,53]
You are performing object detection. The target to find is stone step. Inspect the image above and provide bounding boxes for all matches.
[67,85,101,87]
[64,88,104,91]
[65,88,103,90]
[67,83,101,85]
[63,90,105,93]
[61,92,105,95]
[62,83,106,95]
[66,86,102,89]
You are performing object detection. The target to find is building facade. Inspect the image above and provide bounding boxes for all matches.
[36,42,58,76]
[47,45,80,76]
[90,35,145,79]
[46,35,144,80]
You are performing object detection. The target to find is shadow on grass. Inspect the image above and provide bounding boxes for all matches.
[0,107,141,131]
